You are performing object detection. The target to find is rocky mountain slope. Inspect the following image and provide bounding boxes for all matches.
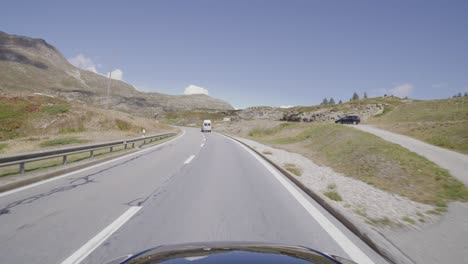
[0,31,233,117]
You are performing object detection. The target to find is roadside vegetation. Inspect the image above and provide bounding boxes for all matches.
[324,183,342,201]
[368,97,468,154]
[39,137,89,147]
[162,109,231,126]
[0,95,176,155]
[245,122,468,206]
[283,163,302,176]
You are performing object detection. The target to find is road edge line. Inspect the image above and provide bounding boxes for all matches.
[61,206,142,264]
[219,132,415,264]
[0,130,185,197]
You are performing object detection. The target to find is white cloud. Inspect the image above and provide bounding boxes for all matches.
[388,83,414,98]
[184,84,209,95]
[68,54,123,81]
[280,105,294,109]
[68,54,98,73]
[107,69,123,80]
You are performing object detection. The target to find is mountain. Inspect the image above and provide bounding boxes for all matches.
[0,31,233,117]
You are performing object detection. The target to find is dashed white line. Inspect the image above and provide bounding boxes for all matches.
[201,143,205,148]
[184,155,196,164]
[61,206,141,264]
[223,135,375,264]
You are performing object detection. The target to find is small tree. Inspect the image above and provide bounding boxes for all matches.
[351,92,359,101]
[329,98,336,105]
[363,92,368,99]
[458,92,462,97]
[321,98,328,105]
[338,100,342,104]
[464,92,468,97]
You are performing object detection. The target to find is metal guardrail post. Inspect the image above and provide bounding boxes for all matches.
[0,132,177,175]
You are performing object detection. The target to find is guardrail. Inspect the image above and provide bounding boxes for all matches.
[0,132,177,174]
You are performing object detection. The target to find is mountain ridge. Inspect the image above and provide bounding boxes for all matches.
[0,31,233,117]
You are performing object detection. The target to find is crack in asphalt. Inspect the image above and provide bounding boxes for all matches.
[0,141,176,216]
[0,154,146,216]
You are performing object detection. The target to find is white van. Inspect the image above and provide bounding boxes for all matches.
[201,120,212,132]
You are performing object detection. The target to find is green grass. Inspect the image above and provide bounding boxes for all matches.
[41,104,70,114]
[369,97,468,154]
[162,110,228,126]
[0,96,72,140]
[248,123,292,137]
[283,163,302,176]
[59,126,86,133]
[365,217,398,227]
[324,191,343,201]
[402,216,416,224]
[0,134,175,177]
[323,183,342,201]
[0,143,7,153]
[247,122,468,206]
[39,137,89,147]
[115,119,133,131]
[353,207,367,217]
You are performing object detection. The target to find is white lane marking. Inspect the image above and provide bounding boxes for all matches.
[184,155,196,164]
[224,136,375,264]
[61,206,141,264]
[0,130,186,198]
[201,143,205,148]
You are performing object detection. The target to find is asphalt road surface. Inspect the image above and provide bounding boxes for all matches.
[0,127,388,264]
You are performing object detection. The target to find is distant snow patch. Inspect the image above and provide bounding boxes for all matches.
[184,84,209,95]
[280,105,294,109]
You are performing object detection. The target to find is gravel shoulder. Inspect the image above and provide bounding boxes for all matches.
[231,134,468,264]
[353,125,468,186]
[231,136,438,229]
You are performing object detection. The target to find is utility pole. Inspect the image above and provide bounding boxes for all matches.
[107,71,112,109]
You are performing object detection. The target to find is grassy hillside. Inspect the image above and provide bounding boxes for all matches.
[162,109,235,126]
[368,97,468,154]
[242,122,468,206]
[0,95,175,154]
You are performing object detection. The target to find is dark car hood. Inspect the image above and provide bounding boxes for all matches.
[105,242,356,264]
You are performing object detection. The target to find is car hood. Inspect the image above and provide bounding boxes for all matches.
[105,241,356,264]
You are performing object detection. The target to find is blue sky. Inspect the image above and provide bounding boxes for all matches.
[2,0,467,108]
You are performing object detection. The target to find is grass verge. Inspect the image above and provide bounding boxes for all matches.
[283,163,302,176]
[369,97,468,154]
[247,122,468,206]
[39,137,90,147]
[0,135,176,178]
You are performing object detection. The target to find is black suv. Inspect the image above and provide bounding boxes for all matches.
[335,115,360,125]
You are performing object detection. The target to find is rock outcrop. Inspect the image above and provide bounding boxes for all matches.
[282,104,384,122]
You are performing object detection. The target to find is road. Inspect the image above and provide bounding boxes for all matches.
[0,127,387,264]
[354,125,468,186]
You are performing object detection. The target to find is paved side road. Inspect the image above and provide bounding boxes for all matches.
[0,128,387,264]
[354,125,468,186]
